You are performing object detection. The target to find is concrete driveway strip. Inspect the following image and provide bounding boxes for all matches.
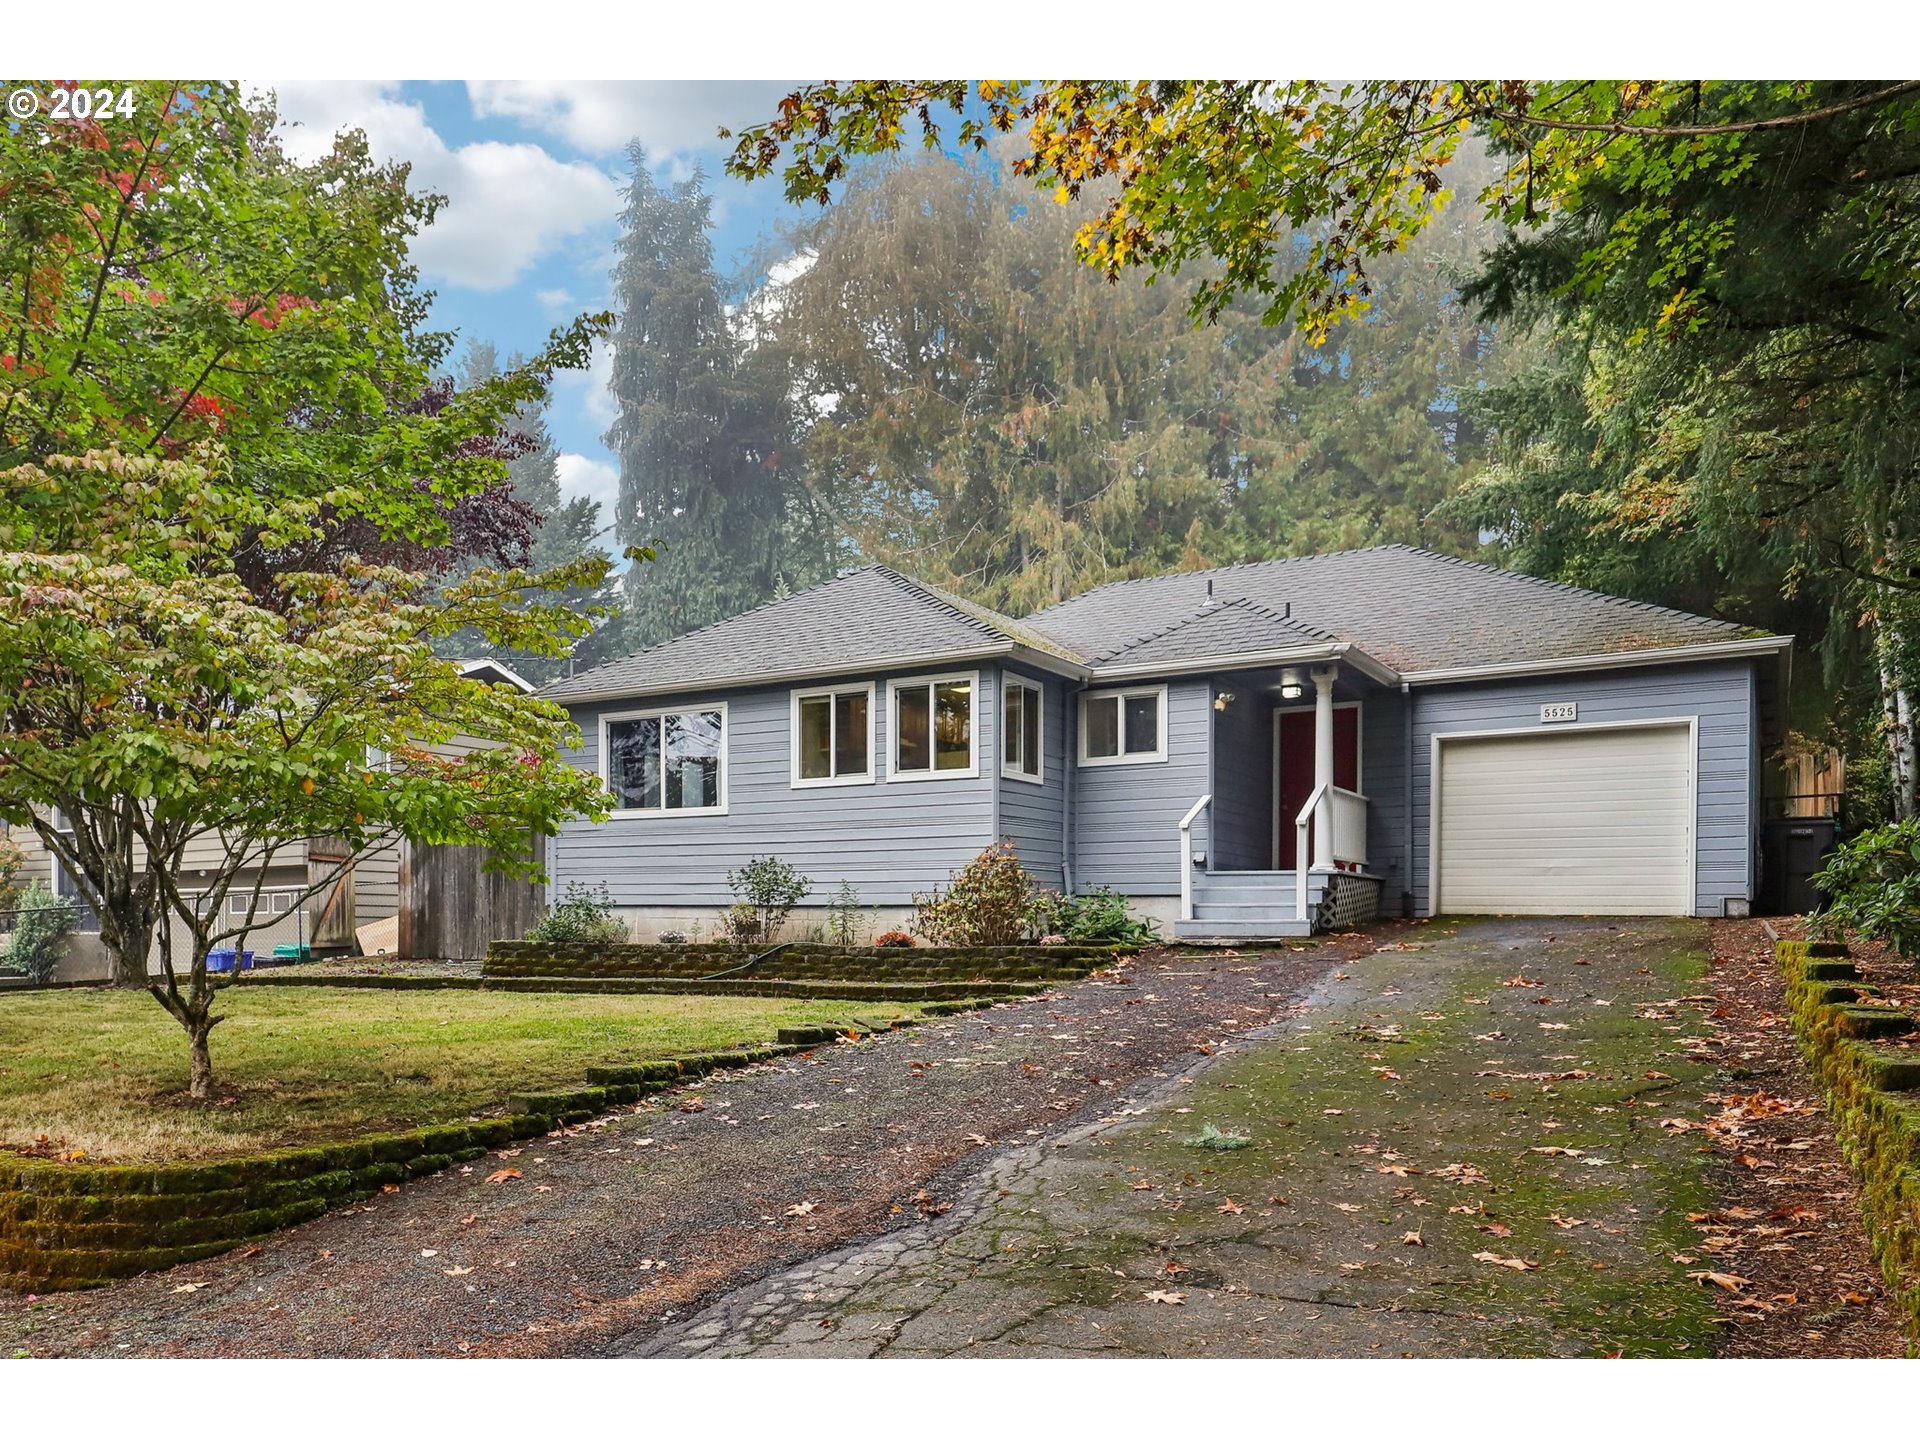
[632,917,1724,1358]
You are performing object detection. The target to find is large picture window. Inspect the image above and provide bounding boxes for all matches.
[792,684,873,786]
[1002,676,1043,782]
[602,705,727,815]
[1078,685,1167,766]
[889,673,976,779]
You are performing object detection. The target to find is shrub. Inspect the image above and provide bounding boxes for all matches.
[823,878,872,948]
[874,930,916,948]
[0,833,24,910]
[1812,819,1920,958]
[1027,886,1159,945]
[721,903,766,945]
[727,855,811,943]
[526,882,629,945]
[657,929,688,945]
[913,839,1034,946]
[1,880,78,984]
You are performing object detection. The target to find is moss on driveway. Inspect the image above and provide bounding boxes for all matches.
[643,917,1726,1357]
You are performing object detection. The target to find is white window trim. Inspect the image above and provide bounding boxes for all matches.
[1077,684,1170,767]
[598,701,731,818]
[886,670,981,782]
[789,682,878,789]
[1001,674,1046,785]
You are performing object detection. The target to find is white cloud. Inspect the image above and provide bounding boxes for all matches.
[556,453,620,521]
[466,80,798,159]
[555,337,619,431]
[534,288,575,308]
[253,81,617,292]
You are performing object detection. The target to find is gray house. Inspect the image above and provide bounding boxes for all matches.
[542,546,1792,940]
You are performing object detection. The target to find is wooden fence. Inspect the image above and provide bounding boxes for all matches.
[397,840,544,962]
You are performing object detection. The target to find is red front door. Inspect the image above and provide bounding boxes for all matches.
[1276,707,1359,868]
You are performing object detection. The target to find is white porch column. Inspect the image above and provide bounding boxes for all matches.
[1311,663,1338,868]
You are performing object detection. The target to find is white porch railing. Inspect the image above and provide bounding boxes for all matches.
[1178,792,1212,922]
[1294,784,1369,922]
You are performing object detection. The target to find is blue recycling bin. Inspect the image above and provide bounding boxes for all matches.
[206,948,237,973]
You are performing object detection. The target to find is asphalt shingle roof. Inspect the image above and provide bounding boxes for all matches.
[1027,545,1759,676]
[543,566,1053,702]
[546,546,1772,702]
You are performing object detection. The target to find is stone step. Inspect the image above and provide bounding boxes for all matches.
[1172,918,1314,940]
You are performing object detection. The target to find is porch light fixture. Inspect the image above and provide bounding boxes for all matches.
[1278,668,1305,700]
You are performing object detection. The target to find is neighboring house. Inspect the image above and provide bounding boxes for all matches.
[541,546,1792,940]
[0,658,536,978]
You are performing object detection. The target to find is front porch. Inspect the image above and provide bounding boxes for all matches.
[1175,661,1388,940]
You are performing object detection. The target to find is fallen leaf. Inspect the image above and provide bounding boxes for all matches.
[785,1201,817,1217]
[1217,1199,1243,1214]
[239,1246,263,1258]
[1688,1271,1751,1292]
[443,1266,473,1277]
[1473,1251,1539,1272]
[1332,1202,1362,1213]
[419,1249,438,1258]
[1143,1290,1186,1305]
[458,1214,478,1226]
[1478,1222,1514,1238]
[484,1168,521,1184]
[1402,1230,1424,1246]
[171,1283,206,1293]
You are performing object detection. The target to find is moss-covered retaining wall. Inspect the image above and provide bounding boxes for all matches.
[1778,939,1920,1344]
[483,940,1125,984]
[239,974,1049,1002]
[0,999,999,1295]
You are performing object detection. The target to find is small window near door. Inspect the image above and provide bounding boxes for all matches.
[792,684,873,786]
[1078,685,1167,766]
[1002,677,1043,782]
[890,673,976,778]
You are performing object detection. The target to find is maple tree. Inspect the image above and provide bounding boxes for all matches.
[0,449,610,1098]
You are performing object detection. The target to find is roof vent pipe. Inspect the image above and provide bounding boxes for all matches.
[1201,578,1216,609]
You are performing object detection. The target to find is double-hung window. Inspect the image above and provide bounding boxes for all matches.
[791,684,873,787]
[1078,685,1167,766]
[602,705,727,815]
[1002,676,1044,783]
[889,672,976,779]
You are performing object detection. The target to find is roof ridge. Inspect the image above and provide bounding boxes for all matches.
[880,566,1095,663]
[1096,592,1334,662]
[1027,545,1417,616]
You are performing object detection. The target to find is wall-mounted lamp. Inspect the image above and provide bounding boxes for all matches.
[1278,668,1305,701]
[1213,690,1236,711]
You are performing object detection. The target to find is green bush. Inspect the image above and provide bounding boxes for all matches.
[2,880,79,983]
[526,882,629,945]
[727,856,811,943]
[822,878,872,948]
[1812,819,1920,958]
[1027,886,1159,945]
[874,930,915,948]
[913,839,1034,946]
[0,833,24,911]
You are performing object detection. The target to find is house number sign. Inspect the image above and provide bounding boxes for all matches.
[1540,702,1578,723]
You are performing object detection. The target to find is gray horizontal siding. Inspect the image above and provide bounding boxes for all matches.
[1411,660,1757,916]
[556,668,999,908]
[1074,680,1211,896]
[997,666,1067,891]
[1362,691,1409,909]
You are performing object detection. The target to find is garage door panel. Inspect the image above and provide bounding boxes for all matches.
[1436,725,1692,917]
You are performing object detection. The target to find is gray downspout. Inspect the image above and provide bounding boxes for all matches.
[1402,681,1416,917]
[1062,681,1081,894]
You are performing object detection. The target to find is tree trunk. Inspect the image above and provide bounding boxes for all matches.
[186,1013,216,1101]
[1879,628,1918,823]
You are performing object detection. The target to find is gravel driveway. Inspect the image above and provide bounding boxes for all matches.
[1,937,1356,1358]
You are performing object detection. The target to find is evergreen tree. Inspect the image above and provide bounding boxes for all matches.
[605,147,825,648]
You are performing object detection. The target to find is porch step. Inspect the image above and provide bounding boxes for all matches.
[1192,902,1301,919]
[1172,918,1315,941]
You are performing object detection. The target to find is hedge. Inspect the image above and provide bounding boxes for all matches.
[239,974,1050,1002]
[1777,938,1920,1346]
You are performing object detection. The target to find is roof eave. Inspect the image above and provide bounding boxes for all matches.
[540,642,1025,706]
[1090,642,1402,687]
[1400,634,1794,687]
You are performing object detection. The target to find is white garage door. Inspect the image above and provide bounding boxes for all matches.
[1435,724,1694,916]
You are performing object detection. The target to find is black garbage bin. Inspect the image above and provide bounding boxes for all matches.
[1760,817,1837,916]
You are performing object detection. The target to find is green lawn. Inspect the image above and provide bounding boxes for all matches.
[0,986,922,1163]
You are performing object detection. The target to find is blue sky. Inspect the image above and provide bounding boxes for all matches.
[256,80,807,527]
